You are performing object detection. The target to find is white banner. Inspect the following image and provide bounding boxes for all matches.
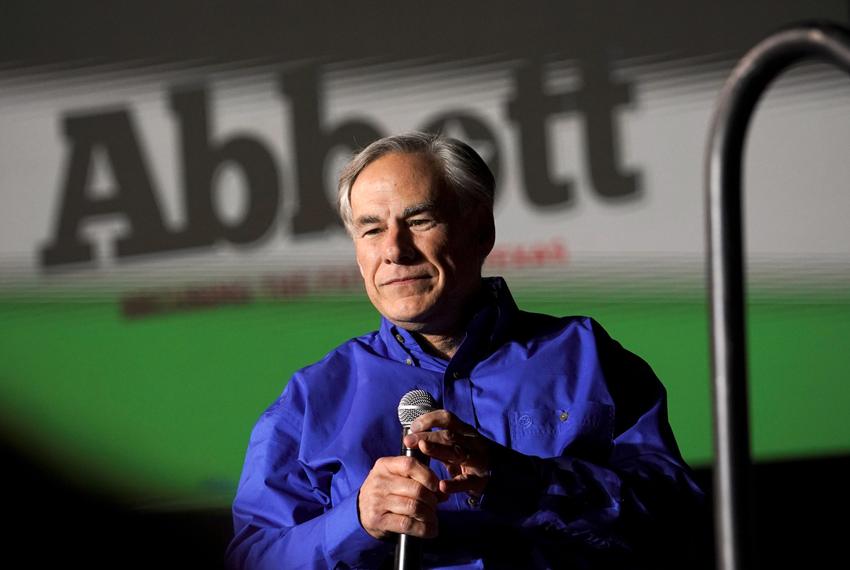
[2,58,849,293]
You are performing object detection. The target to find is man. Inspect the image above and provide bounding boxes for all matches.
[227,133,706,569]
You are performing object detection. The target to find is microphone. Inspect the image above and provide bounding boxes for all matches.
[394,389,436,570]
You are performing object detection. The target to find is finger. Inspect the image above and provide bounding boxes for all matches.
[382,492,439,521]
[411,409,471,433]
[439,474,488,495]
[359,468,442,541]
[419,439,469,465]
[407,426,465,448]
[405,429,458,450]
[402,433,418,448]
[380,456,442,493]
[407,429,477,464]
[375,473,443,507]
[379,512,438,539]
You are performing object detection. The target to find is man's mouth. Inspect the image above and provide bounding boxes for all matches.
[382,275,430,286]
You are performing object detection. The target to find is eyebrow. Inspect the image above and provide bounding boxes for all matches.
[402,201,437,218]
[354,214,382,227]
[354,201,438,227]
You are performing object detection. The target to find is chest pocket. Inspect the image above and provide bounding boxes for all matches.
[508,401,614,458]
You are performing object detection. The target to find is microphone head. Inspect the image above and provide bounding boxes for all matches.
[397,389,436,427]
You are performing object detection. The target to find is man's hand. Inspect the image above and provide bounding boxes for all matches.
[358,456,447,540]
[403,410,491,497]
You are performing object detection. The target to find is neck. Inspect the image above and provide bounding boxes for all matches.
[416,331,465,360]
[393,279,489,360]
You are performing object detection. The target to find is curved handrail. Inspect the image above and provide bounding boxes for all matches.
[705,21,850,570]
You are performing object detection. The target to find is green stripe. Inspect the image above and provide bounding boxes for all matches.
[1,293,848,507]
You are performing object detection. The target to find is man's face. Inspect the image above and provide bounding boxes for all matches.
[349,152,487,333]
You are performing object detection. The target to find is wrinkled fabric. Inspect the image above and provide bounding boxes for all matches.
[227,278,706,569]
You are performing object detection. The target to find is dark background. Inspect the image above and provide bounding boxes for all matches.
[6,432,848,568]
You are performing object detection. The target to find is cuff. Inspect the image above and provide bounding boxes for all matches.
[323,491,394,567]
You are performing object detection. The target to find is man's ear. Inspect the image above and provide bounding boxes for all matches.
[356,260,365,278]
[477,215,496,261]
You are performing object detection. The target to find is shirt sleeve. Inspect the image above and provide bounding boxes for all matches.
[479,319,710,568]
[225,380,393,570]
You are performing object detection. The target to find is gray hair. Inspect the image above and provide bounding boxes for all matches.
[337,132,495,232]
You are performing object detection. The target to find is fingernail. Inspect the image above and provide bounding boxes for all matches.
[410,421,420,432]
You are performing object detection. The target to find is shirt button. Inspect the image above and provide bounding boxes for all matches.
[466,496,479,507]
[452,371,461,379]
[405,358,413,366]
[559,411,569,422]
[395,334,405,344]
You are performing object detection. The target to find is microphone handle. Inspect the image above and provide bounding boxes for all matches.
[394,427,426,570]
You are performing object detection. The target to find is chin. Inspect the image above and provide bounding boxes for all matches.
[386,308,429,326]
[379,302,431,327]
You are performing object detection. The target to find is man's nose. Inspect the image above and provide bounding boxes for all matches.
[384,225,417,264]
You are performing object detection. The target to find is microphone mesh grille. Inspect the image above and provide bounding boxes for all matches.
[397,389,436,426]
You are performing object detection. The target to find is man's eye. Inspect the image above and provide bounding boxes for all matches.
[362,227,382,237]
[409,218,433,227]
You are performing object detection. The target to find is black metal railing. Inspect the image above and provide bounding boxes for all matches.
[705,21,850,570]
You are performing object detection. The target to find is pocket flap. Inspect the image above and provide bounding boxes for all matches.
[509,402,614,449]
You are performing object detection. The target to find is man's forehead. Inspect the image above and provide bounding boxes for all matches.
[350,153,449,213]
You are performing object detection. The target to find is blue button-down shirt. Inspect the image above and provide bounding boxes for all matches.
[227,278,705,569]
